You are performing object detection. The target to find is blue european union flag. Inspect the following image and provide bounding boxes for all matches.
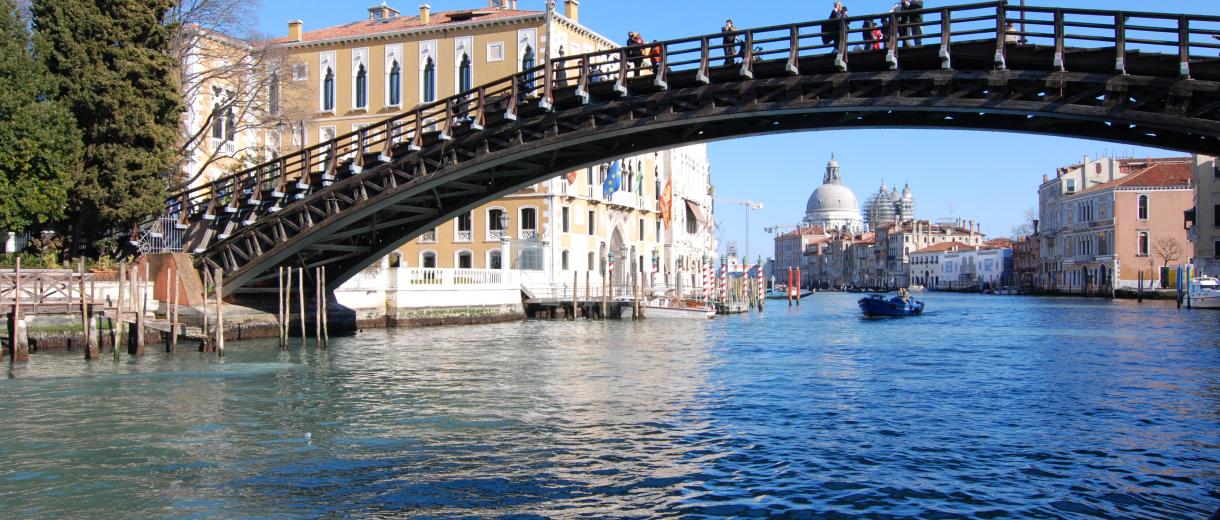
[603,160,621,198]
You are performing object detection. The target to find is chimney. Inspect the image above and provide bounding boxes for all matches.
[288,20,303,42]
[1032,219,1039,235]
[564,0,579,20]
[419,4,430,24]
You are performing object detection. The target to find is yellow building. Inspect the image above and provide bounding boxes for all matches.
[272,0,612,148]
[392,145,717,298]
[179,25,284,186]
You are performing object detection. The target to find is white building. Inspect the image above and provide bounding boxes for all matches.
[911,242,1013,290]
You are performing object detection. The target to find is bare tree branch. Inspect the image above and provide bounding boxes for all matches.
[1151,237,1184,270]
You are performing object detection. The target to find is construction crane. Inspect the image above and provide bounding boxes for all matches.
[764,224,801,235]
[715,198,763,261]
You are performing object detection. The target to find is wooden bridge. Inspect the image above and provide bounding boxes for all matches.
[150,2,1220,295]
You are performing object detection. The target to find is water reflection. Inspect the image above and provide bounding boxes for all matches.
[1,294,1218,518]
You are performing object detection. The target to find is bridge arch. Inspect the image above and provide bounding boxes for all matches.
[164,2,1220,294]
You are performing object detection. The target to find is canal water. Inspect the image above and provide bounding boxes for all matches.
[1,293,1218,518]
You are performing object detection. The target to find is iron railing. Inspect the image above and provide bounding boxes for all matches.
[154,2,1220,246]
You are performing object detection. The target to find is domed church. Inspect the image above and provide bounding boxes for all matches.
[803,154,864,233]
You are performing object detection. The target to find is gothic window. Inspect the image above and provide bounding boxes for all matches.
[1137,194,1149,220]
[210,103,223,139]
[224,107,236,142]
[322,67,335,111]
[521,45,535,91]
[459,54,472,92]
[388,61,401,106]
[422,58,436,102]
[355,64,368,108]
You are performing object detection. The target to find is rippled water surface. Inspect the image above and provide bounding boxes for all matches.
[2,293,1219,518]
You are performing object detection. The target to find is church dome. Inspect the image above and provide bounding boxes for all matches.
[806,183,860,214]
[803,153,864,232]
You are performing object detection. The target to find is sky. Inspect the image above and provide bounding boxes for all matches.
[254,0,1217,260]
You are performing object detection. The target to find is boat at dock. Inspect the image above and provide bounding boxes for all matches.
[1186,276,1220,309]
[858,293,925,317]
[765,286,813,300]
[644,298,715,319]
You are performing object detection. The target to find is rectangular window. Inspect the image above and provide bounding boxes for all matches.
[588,210,595,236]
[561,207,570,233]
[487,42,505,62]
[656,221,661,242]
[291,63,308,81]
[1066,179,1076,193]
[1214,204,1219,227]
[639,219,644,241]
[1215,240,1220,258]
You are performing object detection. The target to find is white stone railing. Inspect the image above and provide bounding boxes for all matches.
[418,230,437,243]
[455,230,473,242]
[487,229,506,241]
[519,229,538,240]
[401,267,508,287]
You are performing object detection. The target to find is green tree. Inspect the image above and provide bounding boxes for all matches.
[31,0,181,250]
[0,0,81,232]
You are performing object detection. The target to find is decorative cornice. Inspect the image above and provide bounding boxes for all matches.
[275,13,547,50]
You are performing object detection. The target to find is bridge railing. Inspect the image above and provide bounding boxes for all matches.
[159,1,1220,249]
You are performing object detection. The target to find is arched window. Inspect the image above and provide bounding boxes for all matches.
[422,58,436,102]
[519,207,537,239]
[355,64,368,109]
[388,61,401,106]
[487,208,505,241]
[322,67,335,111]
[459,54,472,92]
[1137,231,1150,256]
[210,103,223,139]
[457,250,473,269]
[489,250,503,269]
[1138,194,1149,220]
[521,46,535,91]
[224,107,236,142]
[421,251,437,268]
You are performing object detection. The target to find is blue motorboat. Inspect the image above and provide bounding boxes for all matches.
[858,293,924,317]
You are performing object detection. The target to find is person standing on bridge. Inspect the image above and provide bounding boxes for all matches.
[821,2,844,50]
[721,19,740,66]
[899,0,924,47]
[626,32,646,77]
[650,40,664,75]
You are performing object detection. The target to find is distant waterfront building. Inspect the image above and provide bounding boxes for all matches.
[1012,229,1041,289]
[910,242,1013,290]
[864,181,915,230]
[1037,156,1194,293]
[871,219,986,288]
[1189,155,1219,276]
[803,155,865,233]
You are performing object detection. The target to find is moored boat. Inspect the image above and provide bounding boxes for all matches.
[644,298,715,319]
[765,286,814,300]
[1186,276,1220,309]
[858,293,925,317]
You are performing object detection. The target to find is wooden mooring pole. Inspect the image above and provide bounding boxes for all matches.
[283,267,292,348]
[81,259,99,360]
[170,268,180,353]
[114,260,125,360]
[9,256,29,362]
[584,271,590,319]
[314,267,322,348]
[297,267,306,348]
[200,268,210,351]
[572,270,578,320]
[1138,270,1144,303]
[321,266,330,348]
[601,265,608,320]
[278,267,286,349]
[131,263,145,356]
[214,268,224,356]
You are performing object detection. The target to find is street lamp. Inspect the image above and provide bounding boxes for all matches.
[499,212,511,271]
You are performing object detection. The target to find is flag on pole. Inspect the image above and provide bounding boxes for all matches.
[602,160,621,198]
